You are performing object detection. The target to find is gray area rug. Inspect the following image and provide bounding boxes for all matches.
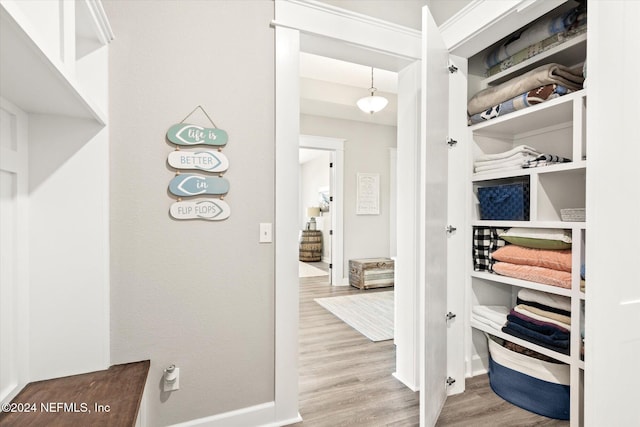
[299,261,328,278]
[314,291,394,341]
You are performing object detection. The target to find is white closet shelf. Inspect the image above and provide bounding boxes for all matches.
[471,271,572,297]
[472,220,585,229]
[0,5,106,125]
[470,319,571,364]
[472,160,586,182]
[469,90,585,137]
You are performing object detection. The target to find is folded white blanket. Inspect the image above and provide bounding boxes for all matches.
[475,145,540,162]
[474,151,539,168]
[518,288,571,313]
[472,305,509,330]
[474,153,539,172]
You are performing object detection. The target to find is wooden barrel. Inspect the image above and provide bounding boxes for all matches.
[299,230,323,262]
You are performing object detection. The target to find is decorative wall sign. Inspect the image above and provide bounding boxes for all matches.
[169,174,230,197]
[170,199,231,221]
[166,123,228,146]
[356,173,380,215]
[166,106,232,220]
[167,150,229,172]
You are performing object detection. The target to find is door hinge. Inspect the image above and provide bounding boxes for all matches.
[446,377,456,386]
[448,63,458,74]
[446,312,457,321]
[329,162,333,168]
[329,196,333,202]
[446,138,457,147]
[445,225,457,234]
[329,263,333,269]
[329,230,333,235]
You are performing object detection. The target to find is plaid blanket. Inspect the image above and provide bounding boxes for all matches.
[473,227,507,272]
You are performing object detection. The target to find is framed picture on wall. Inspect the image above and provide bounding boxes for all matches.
[356,173,379,215]
[318,186,330,212]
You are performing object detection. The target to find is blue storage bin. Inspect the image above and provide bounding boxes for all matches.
[477,181,530,220]
[487,336,570,420]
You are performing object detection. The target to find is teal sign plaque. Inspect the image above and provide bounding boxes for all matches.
[167,150,229,172]
[167,123,228,146]
[170,199,231,221]
[169,174,229,197]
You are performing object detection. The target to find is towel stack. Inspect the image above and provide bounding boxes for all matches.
[502,288,571,355]
[491,229,573,289]
[474,145,571,174]
[472,305,510,330]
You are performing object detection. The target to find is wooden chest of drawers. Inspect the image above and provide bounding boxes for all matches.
[349,257,394,289]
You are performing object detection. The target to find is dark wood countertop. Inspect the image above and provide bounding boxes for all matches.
[0,360,150,427]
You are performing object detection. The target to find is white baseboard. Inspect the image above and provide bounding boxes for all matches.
[470,354,489,377]
[169,401,302,427]
[392,372,420,392]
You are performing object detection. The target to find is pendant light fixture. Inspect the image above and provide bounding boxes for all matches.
[356,67,388,114]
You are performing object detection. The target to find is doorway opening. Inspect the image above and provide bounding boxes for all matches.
[298,147,332,284]
[273,3,423,422]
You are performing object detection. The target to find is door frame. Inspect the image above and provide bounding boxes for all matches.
[273,0,422,422]
[299,134,346,286]
[0,97,29,404]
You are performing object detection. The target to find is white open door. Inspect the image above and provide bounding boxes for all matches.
[585,1,640,426]
[420,6,450,427]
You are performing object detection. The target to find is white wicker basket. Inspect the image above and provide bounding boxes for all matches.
[560,208,585,222]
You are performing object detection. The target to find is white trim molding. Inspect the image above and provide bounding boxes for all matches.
[169,401,302,427]
[272,0,420,71]
[274,23,301,424]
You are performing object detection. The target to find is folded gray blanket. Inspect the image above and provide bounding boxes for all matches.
[468,63,584,116]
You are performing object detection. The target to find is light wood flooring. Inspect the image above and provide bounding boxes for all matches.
[292,265,570,426]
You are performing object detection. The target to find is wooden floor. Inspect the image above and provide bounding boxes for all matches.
[436,375,569,427]
[292,272,419,426]
[292,265,570,427]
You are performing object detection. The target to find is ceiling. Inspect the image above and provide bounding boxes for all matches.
[299,52,398,127]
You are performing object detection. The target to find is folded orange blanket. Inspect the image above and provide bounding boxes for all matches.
[492,245,572,272]
[493,262,572,289]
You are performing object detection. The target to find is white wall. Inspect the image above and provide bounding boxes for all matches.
[28,115,110,381]
[104,1,275,425]
[425,0,474,26]
[300,114,396,273]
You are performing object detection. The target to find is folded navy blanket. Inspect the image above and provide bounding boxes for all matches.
[508,312,570,338]
[502,324,570,355]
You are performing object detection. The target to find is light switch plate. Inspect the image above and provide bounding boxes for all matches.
[259,223,272,243]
